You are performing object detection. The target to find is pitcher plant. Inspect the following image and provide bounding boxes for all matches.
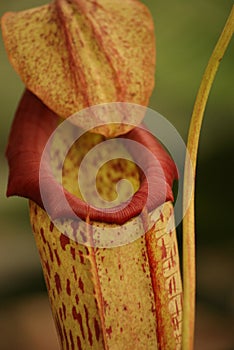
[1,1,233,349]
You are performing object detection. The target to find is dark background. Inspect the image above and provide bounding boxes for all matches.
[0,1,233,349]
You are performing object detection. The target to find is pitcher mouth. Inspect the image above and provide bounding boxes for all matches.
[6,90,177,225]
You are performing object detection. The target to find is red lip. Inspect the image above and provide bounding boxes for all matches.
[6,90,178,224]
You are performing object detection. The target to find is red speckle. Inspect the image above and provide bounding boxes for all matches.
[59,307,63,321]
[70,247,76,260]
[103,299,109,312]
[50,222,54,232]
[120,327,123,333]
[47,243,54,262]
[84,305,93,345]
[69,330,75,350]
[75,294,79,305]
[62,302,67,320]
[151,304,156,314]
[142,263,146,273]
[34,205,38,215]
[78,277,84,293]
[55,313,63,342]
[171,250,176,267]
[160,211,164,222]
[169,278,172,296]
[94,318,100,341]
[63,325,69,349]
[45,276,50,290]
[66,279,71,296]
[94,298,98,309]
[60,234,70,250]
[106,326,112,338]
[141,250,147,262]
[40,228,46,244]
[79,250,85,264]
[72,266,77,281]
[44,261,51,277]
[172,276,176,293]
[161,238,167,259]
[175,299,179,316]
[77,336,82,350]
[54,249,61,266]
[72,307,85,339]
[172,315,179,331]
[55,273,62,294]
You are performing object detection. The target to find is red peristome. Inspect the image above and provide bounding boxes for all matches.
[6,90,58,201]
[6,90,178,224]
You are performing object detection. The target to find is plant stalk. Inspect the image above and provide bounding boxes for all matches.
[182,5,234,350]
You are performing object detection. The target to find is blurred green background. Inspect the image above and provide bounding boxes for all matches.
[0,1,233,349]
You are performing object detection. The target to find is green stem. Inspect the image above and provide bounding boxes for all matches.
[182,5,234,350]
